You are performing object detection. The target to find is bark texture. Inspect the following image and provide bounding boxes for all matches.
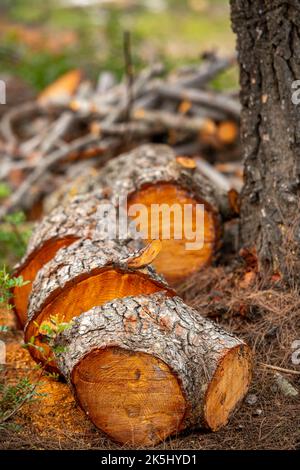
[55,292,252,445]
[98,144,228,283]
[13,190,114,326]
[16,190,110,271]
[231,0,300,278]
[25,238,172,369]
[99,143,229,218]
[26,238,170,324]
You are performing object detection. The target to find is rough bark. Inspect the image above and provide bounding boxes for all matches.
[99,144,230,218]
[98,144,230,283]
[230,0,300,278]
[13,190,112,326]
[25,238,173,370]
[43,166,102,214]
[55,292,252,446]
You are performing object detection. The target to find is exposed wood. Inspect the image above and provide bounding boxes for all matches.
[25,239,174,371]
[55,292,252,446]
[38,69,82,106]
[12,191,110,326]
[98,144,227,283]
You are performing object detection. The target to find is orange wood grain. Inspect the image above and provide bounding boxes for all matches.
[14,237,77,326]
[128,183,217,283]
[73,347,186,446]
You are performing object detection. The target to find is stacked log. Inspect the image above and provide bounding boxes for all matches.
[12,143,252,446]
[13,190,111,326]
[25,238,173,371]
[98,144,237,283]
[55,292,252,446]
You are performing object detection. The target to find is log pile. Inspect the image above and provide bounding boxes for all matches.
[11,143,252,446]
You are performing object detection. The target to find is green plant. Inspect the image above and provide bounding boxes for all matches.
[0,267,42,429]
[0,376,43,429]
[0,266,28,313]
[25,315,72,358]
[0,211,32,265]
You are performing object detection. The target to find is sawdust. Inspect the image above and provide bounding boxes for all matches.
[2,325,92,440]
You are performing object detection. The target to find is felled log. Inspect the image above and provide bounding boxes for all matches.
[25,238,173,371]
[98,144,230,284]
[12,191,110,326]
[55,292,252,446]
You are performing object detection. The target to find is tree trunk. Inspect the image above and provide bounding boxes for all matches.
[55,292,252,447]
[25,238,173,371]
[230,0,300,279]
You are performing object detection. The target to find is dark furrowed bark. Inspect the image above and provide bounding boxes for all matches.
[230,0,300,279]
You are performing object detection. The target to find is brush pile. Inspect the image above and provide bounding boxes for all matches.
[0,52,242,220]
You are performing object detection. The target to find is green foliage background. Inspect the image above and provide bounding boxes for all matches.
[0,0,236,90]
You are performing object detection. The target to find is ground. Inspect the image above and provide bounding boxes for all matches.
[1,263,299,450]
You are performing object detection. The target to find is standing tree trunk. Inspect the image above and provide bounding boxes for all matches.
[230,0,300,280]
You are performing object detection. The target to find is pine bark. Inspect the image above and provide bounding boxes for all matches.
[99,143,229,219]
[13,191,113,326]
[55,292,252,446]
[98,144,229,283]
[25,238,172,369]
[230,0,300,278]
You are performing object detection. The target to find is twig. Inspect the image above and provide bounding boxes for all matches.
[259,362,300,375]
[39,111,74,155]
[155,83,241,118]
[91,120,153,138]
[123,30,134,124]
[132,108,212,133]
[196,157,231,192]
[178,54,237,88]
[0,134,98,220]
[103,63,164,125]
[0,102,42,146]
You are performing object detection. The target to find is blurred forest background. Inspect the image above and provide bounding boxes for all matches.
[0,0,237,91]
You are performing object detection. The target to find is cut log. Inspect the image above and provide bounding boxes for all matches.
[98,144,228,284]
[38,69,83,106]
[25,239,174,371]
[12,191,110,327]
[43,165,102,214]
[55,292,252,446]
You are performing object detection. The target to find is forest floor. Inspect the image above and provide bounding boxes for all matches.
[1,262,299,450]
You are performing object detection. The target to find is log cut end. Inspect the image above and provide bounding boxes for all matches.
[204,344,252,431]
[13,237,77,326]
[128,183,217,283]
[72,347,186,446]
[25,268,170,370]
[54,293,252,446]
